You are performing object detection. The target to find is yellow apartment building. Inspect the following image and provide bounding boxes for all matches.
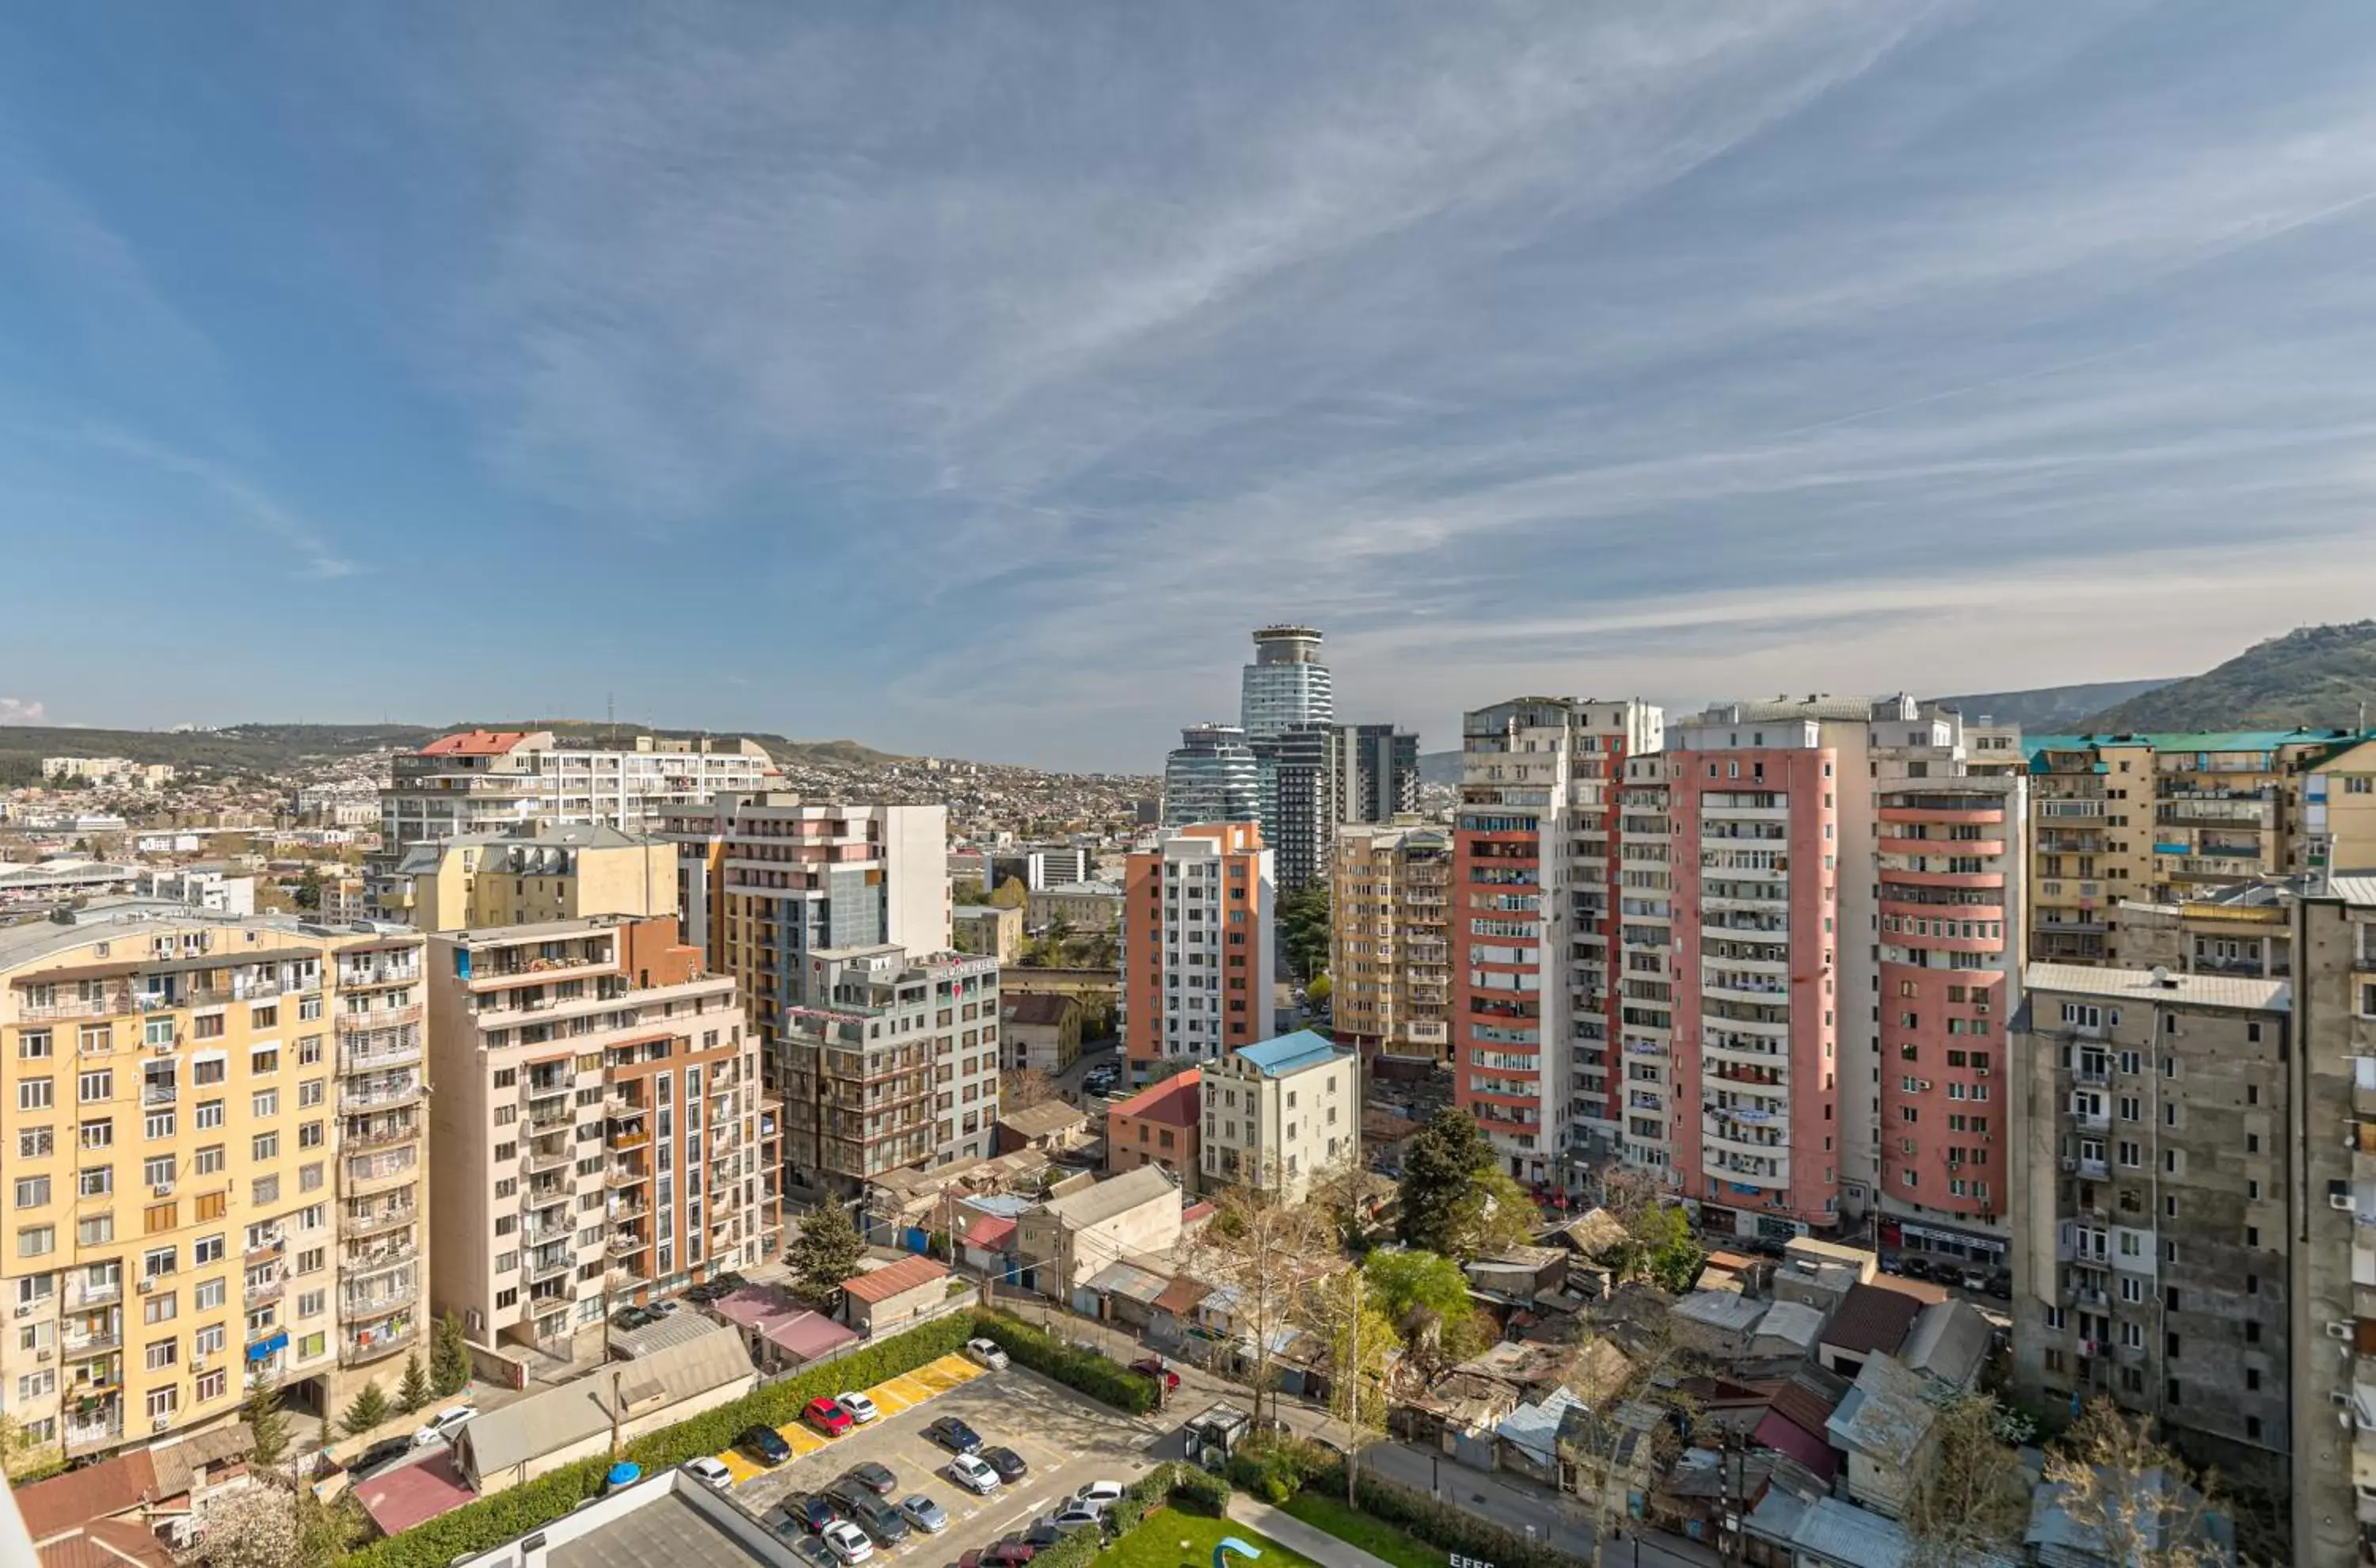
[0,900,425,1467]
[390,824,676,934]
[1328,821,1452,1062]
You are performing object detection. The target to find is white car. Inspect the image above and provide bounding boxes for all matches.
[947,1452,1002,1494]
[837,1391,879,1424]
[1074,1480,1125,1511]
[411,1406,478,1448]
[963,1337,1009,1371]
[822,1521,876,1564]
[680,1456,734,1493]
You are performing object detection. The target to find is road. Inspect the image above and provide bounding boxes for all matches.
[1051,1036,1121,1104]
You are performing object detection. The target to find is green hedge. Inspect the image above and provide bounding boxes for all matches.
[336,1313,977,1568]
[967,1309,1160,1414]
[1304,1462,1588,1568]
[1015,1461,1212,1568]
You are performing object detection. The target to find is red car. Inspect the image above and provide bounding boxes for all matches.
[1129,1357,1180,1391]
[960,1542,1036,1568]
[804,1396,855,1437]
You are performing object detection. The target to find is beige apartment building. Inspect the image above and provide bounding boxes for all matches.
[0,901,426,1467]
[425,915,769,1353]
[1328,822,1451,1064]
[1198,1031,1357,1201]
[389,824,676,933]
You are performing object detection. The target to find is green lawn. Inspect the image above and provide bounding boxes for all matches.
[1276,1494,1443,1568]
[1108,1512,1320,1568]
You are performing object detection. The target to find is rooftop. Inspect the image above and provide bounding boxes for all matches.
[2022,961,2290,1013]
[0,897,415,974]
[417,729,533,757]
[841,1253,950,1303]
[1002,993,1079,1027]
[1110,1068,1201,1126]
[996,1101,1088,1140]
[1822,1284,1922,1356]
[1041,1164,1180,1228]
[1233,1029,1346,1078]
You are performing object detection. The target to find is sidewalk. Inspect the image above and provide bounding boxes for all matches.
[1227,1496,1397,1568]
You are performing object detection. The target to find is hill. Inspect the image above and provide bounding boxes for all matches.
[2079,621,2376,733]
[1418,750,1462,788]
[1924,678,2175,731]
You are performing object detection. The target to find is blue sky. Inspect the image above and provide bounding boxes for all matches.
[6,2,2376,770]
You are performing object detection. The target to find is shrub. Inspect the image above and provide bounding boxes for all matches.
[966,1309,1159,1414]
[1301,1463,1587,1568]
[1167,1467,1230,1517]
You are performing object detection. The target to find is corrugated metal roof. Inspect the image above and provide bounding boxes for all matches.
[2023,962,2289,1011]
[1495,1387,1582,1467]
[1234,1030,1344,1078]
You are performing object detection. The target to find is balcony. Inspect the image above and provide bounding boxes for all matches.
[17,987,137,1022]
[63,1327,123,1356]
[605,1162,649,1189]
[2073,1156,2110,1181]
[339,957,421,989]
[340,1075,423,1114]
[524,1254,574,1285]
[607,1231,646,1258]
[520,1144,575,1177]
[344,1240,417,1277]
[335,1003,424,1035]
[63,1406,124,1453]
[344,1320,417,1365]
[526,1106,576,1134]
[342,1205,417,1239]
[140,1083,178,1106]
[341,1281,419,1322]
[2067,1106,2111,1134]
[339,1033,423,1074]
[524,1075,574,1102]
[344,1117,418,1151]
[344,1151,420,1194]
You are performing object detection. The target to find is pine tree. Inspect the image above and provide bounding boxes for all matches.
[1395,1106,1495,1256]
[340,1381,391,1438]
[246,1376,291,1469]
[397,1353,431,1415]
[431,1311,471,1396]
[788,1201,866,1302]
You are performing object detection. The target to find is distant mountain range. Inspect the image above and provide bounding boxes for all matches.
[1922,679,2176,731]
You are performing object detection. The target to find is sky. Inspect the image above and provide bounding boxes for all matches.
[6,2,2376,770]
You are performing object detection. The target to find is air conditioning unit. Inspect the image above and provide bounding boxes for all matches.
[2327,1321,2355,1342]
[1975,1064,1990,1076]
[153,1182,174,1199]
[2059,1157,2076,1172]
[152,1039,174,1054]
[35,1348,51,1363]
[136,1279,154,1294]
[191,1357,207,1372]
[12,1304,32,1320]
[152,1414,171,1432]
[2333,1390,2353,1406]
[2333,1193,2358,1212]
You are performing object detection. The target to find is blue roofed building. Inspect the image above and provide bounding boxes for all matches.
[1200,1029,1357,1201]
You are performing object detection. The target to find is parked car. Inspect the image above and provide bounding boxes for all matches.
[1985,1273,2012,1301]
[782,1494,847,1535]
[1127,1358,1179,1391]
[925,1415,983,1453]
[1897,1256,1932,1281]
[805,1396,855,1437]
[980,1446,1029,1483]
[947,1453,1002,1494]
[849,1495,912,1547]
[737,1425,794,1467]
[965,1337,1010,1371]
[898,1495,949,1534]
[782,1536,840,1568]
[837,1391,881,1425]
[1022,1522,1067,1549]
[352,1437,413,1475]
[1072,1481,1125,1511]
[1046,1506,1102,1533]
[959,1540,1037,1568]
[842,1460,897,1496]
[680,1456,734,1493]
[412,1406,478,1448]
[1959,1268,1991,1292]
[824,1481,873,1517]
[612,1307,657,1330]
[821,1520,876,1565]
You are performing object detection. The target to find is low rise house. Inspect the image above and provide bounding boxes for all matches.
[1107,1068,1201,1194]
[996,1099,1091,1156]
[1027,881,1123,934]
[1556,1398,1669,1520]
[1199,1030,1357,1201]
[1079,1258,1175,1329]
[1670,1290,1770,1361]
[1001,991,1084,1073]
[1015,1164,1183,1296]
[1898,1297,1994,1392]
[445,1463,815,1568]
[1743,1490,1925,1568]
[1816,1284,1922,1379]
[455,1326,755,1494]
[1824,1353,1939,1520]
[1465,1245,1570,1307]
[17,1424,255,1568]
[1748,1299,1826,1362]
[709,1284,862,1373]
[840,1254,955,1335]
[953,903,1024,963]
[2026,1467,2237,1567]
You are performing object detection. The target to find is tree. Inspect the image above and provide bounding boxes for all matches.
[1606,1196,1705,1294]
[293,865,325,911]
[246,1375,291,1469]
[1305,973,1331,1007]
[431,1311,472,1395]
[1003,1068,1059,1111]
[1295,1265,1396,1500]
[2043,1400,2226,1568]
[952,877,988,907]
[1304,1157,1382,1249]
[1184,1180,1332,1427]
[1902,1394,2033,1568]
[1276,884,1331,982]
[788,1201,866,1302]
[341,1380,391,1437]
[1396,1106,1495,1255]
[196,1482,300,1568]
[397,1353,432,1415]
[1448,1168,1538,1261]
[1362,1247,1487,1381]
[988,877,1029,910]
[0,1410,54,1481]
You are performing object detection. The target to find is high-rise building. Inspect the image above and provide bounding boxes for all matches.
[1239,625,1332,742]
[389,824,677,933]
[1331,822,1453,1063]
[1253,721,1332,891]
[663,796,949,1029]
[1163,725,1261,829]
[0,901,427,1467]
[424,915,768,1351]
[1329,723,1421,825]
[773,946,1001,1194]
[1451,698,1662,1186]
[373,730,772,915]
[2284,873,2376,1568]
[1121,823,1276,1086]
[2009,965,2294,1503]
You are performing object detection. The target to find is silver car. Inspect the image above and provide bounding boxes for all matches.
[898,1494,949,1533]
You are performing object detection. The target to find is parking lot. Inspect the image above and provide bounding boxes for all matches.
[723,1360,1166,1563]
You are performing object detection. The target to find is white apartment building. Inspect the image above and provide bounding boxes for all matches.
[1199,1031,1358,1201]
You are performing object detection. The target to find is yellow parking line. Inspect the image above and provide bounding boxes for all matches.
[868,1386,918,1418]
[714,1353,991,1488]
[717,1449,771,1486]
[775,1421,831,1457]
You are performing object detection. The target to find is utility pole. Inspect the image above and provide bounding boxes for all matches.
[1343,1262,1361,1506]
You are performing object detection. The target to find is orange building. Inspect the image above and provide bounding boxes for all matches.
[1104,1068,1201,1195]
[1121,823,1275,1089]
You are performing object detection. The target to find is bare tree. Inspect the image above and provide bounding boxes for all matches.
[1294,1265,1396,1499]
[1184,1176,1332,1429]
[1304,1155,1384,1248]
[196,1483,301,1568]
[2043,1399,2226,1568]
[1902,1394,2032,1568]
[1002,1068,1060,1110]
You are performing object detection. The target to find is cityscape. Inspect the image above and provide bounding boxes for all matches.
[10,7,2376,1568]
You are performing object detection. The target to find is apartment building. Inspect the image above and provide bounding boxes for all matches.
[1251,720,1332,892]
[1330,822,1452,1063]
[0,902,426,1467]
[2115,879,2296,980]
[389,824,676,933]
[2294,734,2376,877]
[2024,729,2363,966]
[2009,965,2293,1497]
[771,946,1001,1196]
[1199,1032,1357,1201]
[373,730,771,914]
[1328,723,1422,826]
[664,796,949,1047]
[425,915,768,1353]
[1163,725,1261,829]
[1121,823,1276,1087]
[1239,625,1332,742]
[2287,874,2376,1568]
[1452,698,1662,1187]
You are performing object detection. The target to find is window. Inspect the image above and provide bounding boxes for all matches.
[249,1046,279,1076]
[16,1226,54,1258]
[144,1246,177,1277]
[17,1031,51,1060]
[80,1119,113,1150]
[192,1057,225,1087]
[143,1292,177,1324]
[13,1176,49,1210]
[192,1235,223,1265]
[251,1175,279,1206]
[195,1100,224,1130]
[194,1144,225,1174]
[251,1090,278,1119]
[17,1127,51,1159]
[82,1166,115,1197]
[252,1132,280,1161]
[18,1079,52,1111]
[143,1201,176,1235]
[192,1013,225,1040]
[251,1003,278,1030]
[146,1387,178,1421]
[195,1278,226,1311]
[196,1368,227,1404]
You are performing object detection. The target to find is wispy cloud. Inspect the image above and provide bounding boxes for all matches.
[0,698,46,725]
[77,428,364,580]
